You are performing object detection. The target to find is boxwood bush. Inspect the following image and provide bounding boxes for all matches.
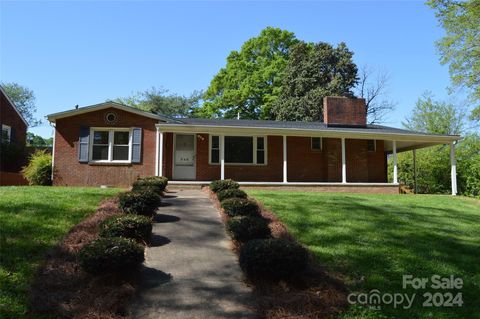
[221,198,260,217]
[216,188,247,202]
[226,216,271,242]
[210,179,239,193]
[239,239,308,281]
[118,189,162,216]
[132,176,168,193]
[78,237,145,275]
[100,215,152,243]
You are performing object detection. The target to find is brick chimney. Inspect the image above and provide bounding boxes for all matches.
[323,96,367,127]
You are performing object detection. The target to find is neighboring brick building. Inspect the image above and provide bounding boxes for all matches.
[47,97,460,194]
[0,86,28,186]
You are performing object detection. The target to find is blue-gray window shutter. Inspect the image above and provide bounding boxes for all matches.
[78,126,90,163]
[131,128,142,163]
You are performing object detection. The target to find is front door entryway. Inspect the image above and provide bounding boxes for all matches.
[173,134,196,180]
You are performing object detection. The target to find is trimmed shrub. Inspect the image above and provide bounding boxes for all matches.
[21,150,52,186]
[226,216,271,242]
[132,176,168,193]
[100,215,152,243]
[221,198,260,217]
[239,239,308,281]
[216,188,247,202]
[78,237,145,275]
[118,189,161,216]
[210,179,239,193]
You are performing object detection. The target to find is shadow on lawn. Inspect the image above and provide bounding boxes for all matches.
[257,193,480,319]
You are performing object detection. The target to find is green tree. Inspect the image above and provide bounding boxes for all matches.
[427,0,480,120]
[402,92,465,135]
[199,27,299,119]
[271,41,358,121]
[1,82,41,127]
[26,132,53,147]
[392,93,480,196]
[114,87,203,117]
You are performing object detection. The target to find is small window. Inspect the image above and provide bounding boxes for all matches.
[311,137,322,151]
[367,140,376,152]
[90,129,131,162]
[1,125,11,143]
[210,135,220,164]
[256,137,265,164]
[105,112,118,124]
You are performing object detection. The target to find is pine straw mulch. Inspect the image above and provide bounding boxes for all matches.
[204,187,349,319]
[29,197,140,319]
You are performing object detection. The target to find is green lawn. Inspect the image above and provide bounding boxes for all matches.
[0,186,121,319]
[247,190,480,319]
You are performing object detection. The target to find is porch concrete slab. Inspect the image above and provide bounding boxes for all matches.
[129,189,256,319]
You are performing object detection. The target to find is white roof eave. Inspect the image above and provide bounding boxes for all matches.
[155,123,460,144]
[46,102,166,122]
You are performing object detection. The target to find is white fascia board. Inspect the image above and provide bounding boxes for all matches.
[155,123,460,144]
[46,102,165,122]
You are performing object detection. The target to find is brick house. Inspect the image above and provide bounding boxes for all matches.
[0,85,28,185]
[47,97,460,194]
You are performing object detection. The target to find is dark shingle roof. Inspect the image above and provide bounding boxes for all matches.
[165,117,457,137]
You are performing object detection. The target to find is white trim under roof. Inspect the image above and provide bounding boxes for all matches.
[46,101,170,122]
[0,85,28,126]
[156,123,460,147]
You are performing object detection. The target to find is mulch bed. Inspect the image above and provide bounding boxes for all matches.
[29,197,140,319]
[204,187,349,319]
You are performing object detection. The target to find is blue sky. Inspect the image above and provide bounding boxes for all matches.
[1,0,453,138]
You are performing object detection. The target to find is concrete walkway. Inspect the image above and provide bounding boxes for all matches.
[130,189,256,319]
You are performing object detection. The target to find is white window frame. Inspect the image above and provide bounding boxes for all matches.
[209,135,267,166]
[89,127,132,163]
[209,135,220,164]
[311,137,323,151]
[367,139,377,152]
[2,124,11,143]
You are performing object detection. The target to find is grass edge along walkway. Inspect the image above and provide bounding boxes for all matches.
[0,186,121,319]
[247,191,480,319]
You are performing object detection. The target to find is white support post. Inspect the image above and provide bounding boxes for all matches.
[220,135,225,180]
[158,131,164,177]
[393,140,398,184]
[283,135,287,183]
[155,129,159,176]
[451,142,457,196]
[341,138,346,183]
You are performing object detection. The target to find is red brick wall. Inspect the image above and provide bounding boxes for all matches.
[164,134,386,183]
[1,91,28,172]
[287,136,328,182]
[0,171,28,186]
[53,107,157,187]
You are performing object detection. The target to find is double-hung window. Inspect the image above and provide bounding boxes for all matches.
[90,129,131,162]
[210,135,267,165]
[1,125,11,143]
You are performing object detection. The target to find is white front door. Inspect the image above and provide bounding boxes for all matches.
[173,134,196,180]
